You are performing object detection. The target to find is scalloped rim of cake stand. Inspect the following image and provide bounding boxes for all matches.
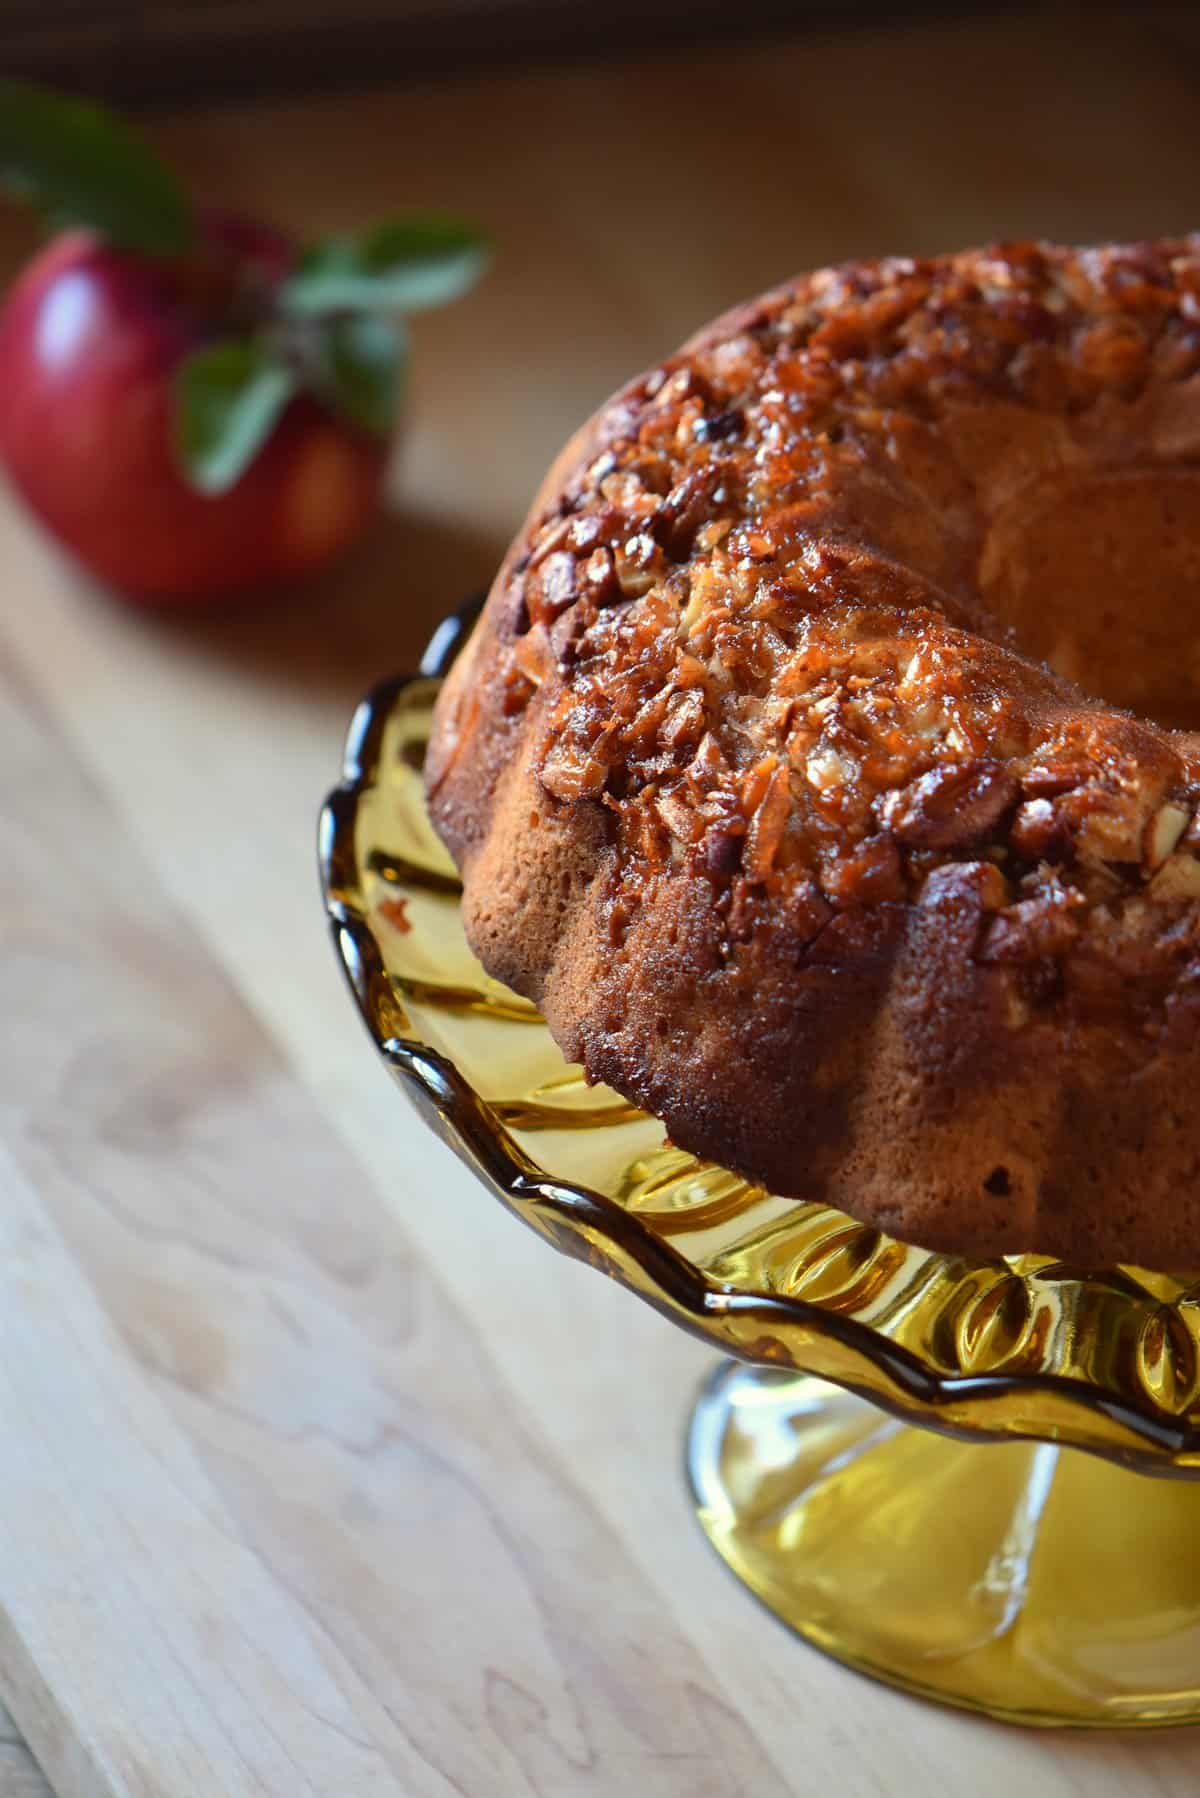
[319,606,1200,1475]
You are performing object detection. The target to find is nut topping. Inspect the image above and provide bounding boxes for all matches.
[580,546,619,606]
[820,833,904,905]
[656,467,725,560]
[540,747,607,802]
[1144,802,1192,873]
[878,759,1020,850]
[614,533,666,598]
[1019,764,1090,799]
[978,887,1085,962]
[526,550,578,626]
[704,823,744,876]
[1149,854,1200,902]
[743,762,791,881]
[494,238,1200,1025]
[1010,798,1071,864]
[513,622,552,687]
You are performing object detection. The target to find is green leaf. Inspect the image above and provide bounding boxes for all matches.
[280,215,489,316]
[319,313,406,436]
[0,81,193,256]
[174,339,296,495]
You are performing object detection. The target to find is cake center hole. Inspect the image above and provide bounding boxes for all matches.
[978,468,1200,732]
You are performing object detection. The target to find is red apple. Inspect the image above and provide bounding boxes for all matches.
[0,219,388,607]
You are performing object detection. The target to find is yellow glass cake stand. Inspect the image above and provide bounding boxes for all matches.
[320,609,1200,1730]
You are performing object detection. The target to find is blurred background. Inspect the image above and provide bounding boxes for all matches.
[0,2,1068,103]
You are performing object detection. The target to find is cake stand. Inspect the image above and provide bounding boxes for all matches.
[320,607,1200,1729]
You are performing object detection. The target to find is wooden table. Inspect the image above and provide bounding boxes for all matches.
[3,12,1200,1793]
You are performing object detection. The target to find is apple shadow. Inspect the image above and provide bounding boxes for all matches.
[173,504,506,701]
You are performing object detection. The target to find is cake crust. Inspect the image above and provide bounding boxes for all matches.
[427,239,1200,1267]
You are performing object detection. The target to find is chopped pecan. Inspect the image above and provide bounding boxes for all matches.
[805,744,860,795]
[580,547,620,607]
[1074,786,1162,870]
[686,731,732,796]
[1020,763,1090,799]
[1010,797,1071,864]
[679,565,728,642]
[704,822,744,877]
[526,550,578,626]
[971,861,1011,911]
[878,759,1019,849]
[743,762,792,881]
[1144,802,1192,874]
[513,622,553,688]
[660,688,706,754]
[655,786,702,844]
[527,514,572,568]
[1073,315,1147,392]
[692,408,743,443]
[1149,854,1200,902]
[675,653,709,689]
[785,879,834,942]
[655,467,724,560]
[566,513,604,556]
[501,667,536,716]
[632,804,670,863]
[820,833,905,905]
[614,533,666,598]
[727,876,757,943]
[919,859,1011,929]
[601,470,660,518]
[741,754,781,817]
[651,366,710,409]
[585,449,618,488]
[540,748,607,802]
[624,688,674,755]
[977,888,1084,962]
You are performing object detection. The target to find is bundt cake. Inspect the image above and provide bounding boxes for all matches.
[427,238,1200,1268]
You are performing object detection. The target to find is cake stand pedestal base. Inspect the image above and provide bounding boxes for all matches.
[687,1361,1200,1727]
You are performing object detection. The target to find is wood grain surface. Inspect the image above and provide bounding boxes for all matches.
[2,11,1200,1794]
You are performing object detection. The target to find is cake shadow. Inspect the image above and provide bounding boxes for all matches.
[173,505,504,702]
